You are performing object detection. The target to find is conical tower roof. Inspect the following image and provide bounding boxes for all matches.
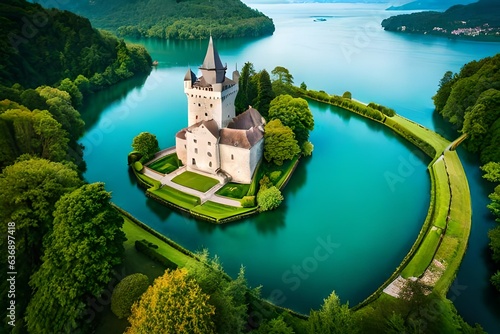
[201,36,225,71]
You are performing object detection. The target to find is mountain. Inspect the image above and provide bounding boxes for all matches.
[381,0,500,40]
[387,0,475,11]
[0,0,152,89]
[33,0,275,40]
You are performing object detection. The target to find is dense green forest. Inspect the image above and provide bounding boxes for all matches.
[433,53,500,292]
[1,0,152,89]
[382,0,500,40]
[33,0,275,40]
[0,2,152,331]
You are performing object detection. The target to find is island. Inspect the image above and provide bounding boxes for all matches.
[382,0,500,40]
[129,37,311,223]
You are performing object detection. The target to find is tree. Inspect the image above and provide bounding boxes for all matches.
[342,91,352,99]
[271,66,294,96]
[491,271,500,291]
[308,291,358,334]
[302,141,314,156]
[257,186,284,212]
[268,94,314,146]
[481,162,500,182]
[254,69,275,120]
[126,268,215,334]
[58,78,84,107]
[111,273,150,319]
[0,106,69,164]
[489,226,500,263]
[488,185,500,221]
[0,158,81,329]
[264,119,300,166]
[25,183,126,333]
[186,250,249,334]
[433,70,456,112]
[255,315,295,334]
[235,62,257,114]
[132,132,160,163]
[461,89,500,152]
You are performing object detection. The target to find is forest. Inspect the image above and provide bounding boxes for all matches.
[0,2,152,331]
[33,0,276,40]
[433,53,500,293]
[1,0,152,89]
[382,0,500,40]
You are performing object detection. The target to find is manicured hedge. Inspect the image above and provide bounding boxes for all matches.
[134,239,178,270]
[111,273,150,319]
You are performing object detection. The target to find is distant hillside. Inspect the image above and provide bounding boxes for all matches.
[382,0,500,40]
[0,0,152,89]
[387,0,475,11]
[34,0,275,40]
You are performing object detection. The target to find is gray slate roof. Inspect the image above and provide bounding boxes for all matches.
[188,119,220,139]
[201,36,225,71]
[228,107,265,130]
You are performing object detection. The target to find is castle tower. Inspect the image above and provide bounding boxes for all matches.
[183,36,239,129]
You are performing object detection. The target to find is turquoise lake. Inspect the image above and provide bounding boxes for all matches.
[80,3,500,331]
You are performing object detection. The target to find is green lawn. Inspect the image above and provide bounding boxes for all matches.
[191,201,256,221]
[148,153,181,174]
[172,171,219,192]
[216,182,250,199]
[401,227,443,278]
[390,115,450,158]
[149,185,200,209]
[432,158,451,230]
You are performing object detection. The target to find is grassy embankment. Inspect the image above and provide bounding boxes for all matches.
[95,206,308,334]
[133,152,299,223]
[303,90,472,331]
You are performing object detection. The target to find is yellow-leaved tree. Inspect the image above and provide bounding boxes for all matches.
[125,268,215,334]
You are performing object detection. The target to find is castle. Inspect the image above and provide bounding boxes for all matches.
[175,37,265,184]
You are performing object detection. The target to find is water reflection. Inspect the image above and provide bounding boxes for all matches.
[81,74,149,129]
[254,203,287,235]
[146,198,173,222]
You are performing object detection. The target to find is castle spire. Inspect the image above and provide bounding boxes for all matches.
[200,36,227,84]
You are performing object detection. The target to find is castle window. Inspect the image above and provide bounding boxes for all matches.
[205,113,208,116]
[207,152,212,157]
[184,145,186,149]
[209,161,212,168]
[192,158,196,165]
[208,142,211,146]
[198,103,201,107]
[210,104,213,108]
[196,115,199,120]
[195,148,198,154]
[231,154,234,160]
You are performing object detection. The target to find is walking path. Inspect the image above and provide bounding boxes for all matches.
[143,165,242,207]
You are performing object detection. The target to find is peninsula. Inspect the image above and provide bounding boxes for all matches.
[382,0,500,40]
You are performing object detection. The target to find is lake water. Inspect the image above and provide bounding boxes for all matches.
[80,3,500,331]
